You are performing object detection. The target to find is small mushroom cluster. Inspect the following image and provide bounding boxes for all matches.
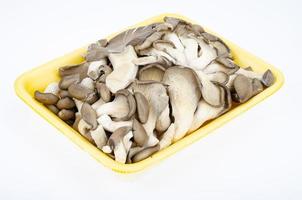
[34,17,274,163]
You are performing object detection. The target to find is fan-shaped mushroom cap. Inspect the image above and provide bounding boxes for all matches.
[162,67,201,141]
[130,80,169,146]
[106,45,138,93]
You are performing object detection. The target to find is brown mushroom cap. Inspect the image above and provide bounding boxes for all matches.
[81,102,98,130]
[68,83,95,101]
[132,144,159,163]
[134,92,149,124]
[59,62,88,79]
[58,109,75,121]
[252,78,264,95]
[132,119,148,147]
[114,89,136,121]
[58,74,80,90]
[232,74,253,103]
[96,82,111,103]
[106,23,158,53]
[34,91,59,105]
[46,105,59,115]
[262,69,274,87]
[56,97,75,109]
[58,90,70,98]
[108,126,132,149]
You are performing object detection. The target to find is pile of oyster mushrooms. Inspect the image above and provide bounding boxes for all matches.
[34,17,274,163]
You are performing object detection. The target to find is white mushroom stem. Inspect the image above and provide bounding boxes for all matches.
[106,45,138,93]
[78,119,94,143]
[87,59,107,80]
[73,98,84,111]
[113,142,127,163]
[189,100,224,132]
[80,77,95,90]
[155,105,171,133]
[122,131,133,155]
[90,125,107,149]
[97,114,132,132]
[111,130,133,163]
[226,74,237,88]
[142,112,160,146]
[96,95,129,118]
[91,98,105,110]
[159,123,175,150]
[44,82,60,96]
[133,56,158,66]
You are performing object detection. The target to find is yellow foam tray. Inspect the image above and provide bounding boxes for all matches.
[15,13,284,173]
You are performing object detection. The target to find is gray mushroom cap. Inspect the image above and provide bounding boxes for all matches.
[81,102,98,130]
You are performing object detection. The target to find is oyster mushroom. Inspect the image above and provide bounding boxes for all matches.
[96,82,111,102]
[162,67,201,141]
[194,69,222,107]
[190,84,231,132]
[77,119,94,143]
[58,109,75,121]
[34,91,59,105]
[231,74,266,103]
[97,65,112,83]
[155,105,171,133]
[203,59,239,75]
[80,77,95,90]
[59,74,80,90]
[159,123,175,150]
[232,74,254,103]
[206,71,229,85]
[102,126,133,163]
[132,144,159,163]
[72,112,82,131]
[97,114,132,132]
[130,81,169,147]
[236,68,274,87]
[90,125,107,149]
[58,90,70,98]
[138,64,166,82]
[87,59,107,80]
[91,98,105,110]
[81,102,98,130]
[68,83,97,104]
[106,45,138,93]
[59,62,88,79]
[44,82,60,96]
[56,97,75,110]
[132,118,148,147]
[135,32,164,51]
[134,92,149,124]
[96,89,136,121]
[46,105,59,115]
[106,23,158,53]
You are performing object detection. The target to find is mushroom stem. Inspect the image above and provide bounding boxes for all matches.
[97,114,132,132]
[155,105,171,133]
[159,123,175,150]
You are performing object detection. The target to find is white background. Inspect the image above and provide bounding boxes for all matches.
[1,0,301,199]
